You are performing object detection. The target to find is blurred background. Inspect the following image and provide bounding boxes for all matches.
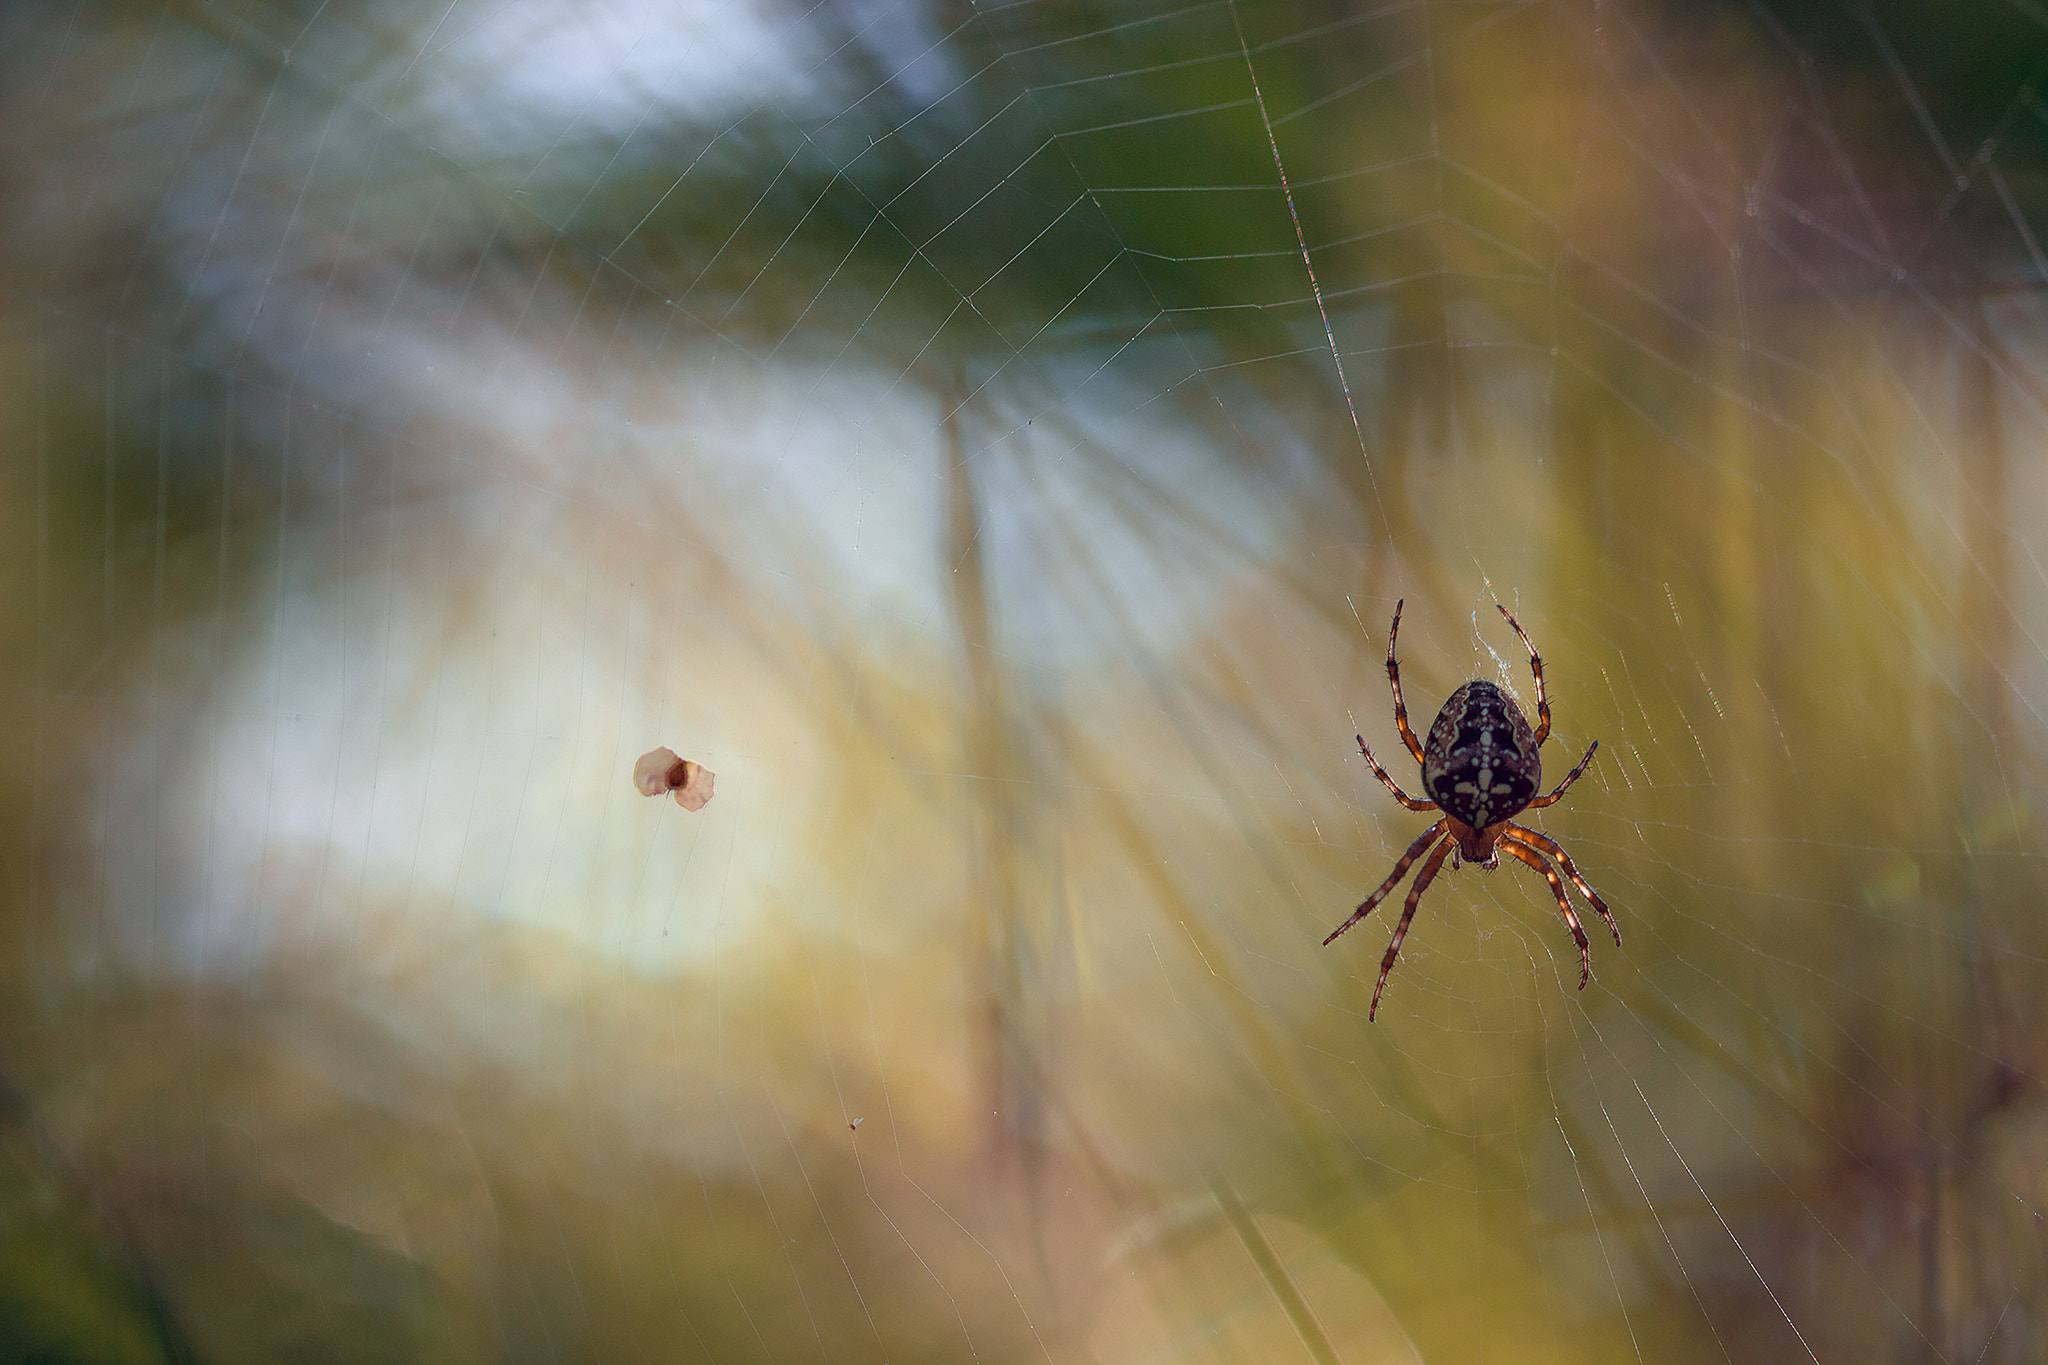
[2,0,2046,1359]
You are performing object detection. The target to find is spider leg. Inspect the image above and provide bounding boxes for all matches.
[1357,735,1437,811]
[1369,835,1454,1021]
[1526,740,1598,808]
[1495,603,1551,747]
[1386,600,1427,764]
[1501,840,1592,990]
[1502,824,1621,947]
[1323,819,1447,946]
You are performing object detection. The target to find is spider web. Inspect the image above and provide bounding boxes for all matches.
[2,0,2047,1359]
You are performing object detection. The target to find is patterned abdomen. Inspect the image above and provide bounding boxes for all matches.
[1421,680,1541,830]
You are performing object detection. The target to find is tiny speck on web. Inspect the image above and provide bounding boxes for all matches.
[634,747,716,810]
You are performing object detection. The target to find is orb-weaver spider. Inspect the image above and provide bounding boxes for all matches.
[1327,601,1621,1019]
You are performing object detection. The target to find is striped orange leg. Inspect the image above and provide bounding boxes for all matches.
[1385,600,1426,763]
[1369,836,1455,1020]
[1495,603,1551,746]
[1325,820,1447,946]
[1503,825,1621,947]
[1357,736,1436,811]
[1527,741,1598,808]
[1502,841,1592,989]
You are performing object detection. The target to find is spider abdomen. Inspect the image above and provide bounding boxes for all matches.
[1422,680,1540,830]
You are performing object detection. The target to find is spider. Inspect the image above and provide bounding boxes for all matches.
[1327,601,1621,1020]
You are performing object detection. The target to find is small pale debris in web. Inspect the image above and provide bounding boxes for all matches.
[633,747,716,811]
[849,1118,862,1131]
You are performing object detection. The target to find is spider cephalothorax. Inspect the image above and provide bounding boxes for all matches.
[1327,601,1621,1019]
